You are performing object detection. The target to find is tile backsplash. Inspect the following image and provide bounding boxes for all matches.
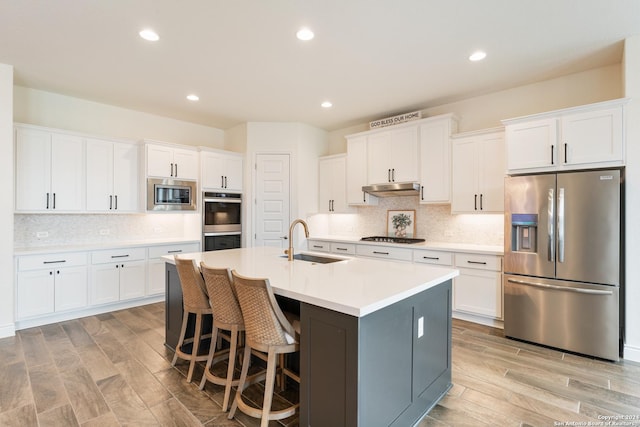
[14,213,200,248]
[308,196,504,246]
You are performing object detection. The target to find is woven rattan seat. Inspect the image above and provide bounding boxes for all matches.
[228,270,300,427]
[171,256,213,383]
[198,263,245,411]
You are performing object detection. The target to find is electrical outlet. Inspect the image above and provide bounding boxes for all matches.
[99,229,109,236]
[36,231,48,238]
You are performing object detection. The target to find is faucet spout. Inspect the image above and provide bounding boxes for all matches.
[285,219,310,261]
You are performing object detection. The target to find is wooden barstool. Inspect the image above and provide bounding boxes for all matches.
[228,270,300,427]
[171,256,212,383]
[198,263,245,411]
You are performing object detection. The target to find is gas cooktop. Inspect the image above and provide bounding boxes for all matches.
[360,236,426,244]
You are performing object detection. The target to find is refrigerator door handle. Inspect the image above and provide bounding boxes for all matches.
[507,278,614,295]
[548,188,555,262]
[558,187,565,263]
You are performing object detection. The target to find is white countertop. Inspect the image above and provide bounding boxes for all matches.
[14,238,201,256]
[308,235,504,255]
[163,246,459,318]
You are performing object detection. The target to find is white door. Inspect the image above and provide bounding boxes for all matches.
[254,154,290,248]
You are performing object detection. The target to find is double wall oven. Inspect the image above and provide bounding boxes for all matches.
[202,192,242,251]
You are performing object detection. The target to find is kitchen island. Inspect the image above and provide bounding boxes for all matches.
[163,246,458,427]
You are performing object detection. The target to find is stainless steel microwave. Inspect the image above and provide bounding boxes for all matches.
[147,178,197,211]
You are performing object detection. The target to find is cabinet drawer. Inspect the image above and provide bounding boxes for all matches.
[454,253,501,271]
[330,242,356,255]
[19,252,87,271]
[356,245,413,262]
[307,240,330,252]
[148,243,200,259]
[413,249,453,266]
[92,247,146,264]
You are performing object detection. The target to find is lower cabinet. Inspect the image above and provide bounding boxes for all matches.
[91,247,147,305]
[453,253,503,320]
[147,243,200,296]
[16,252,88,319]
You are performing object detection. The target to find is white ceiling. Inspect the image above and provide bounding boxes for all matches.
[1,0,639,131]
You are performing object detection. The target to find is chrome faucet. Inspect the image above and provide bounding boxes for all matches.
[285,219,310,261]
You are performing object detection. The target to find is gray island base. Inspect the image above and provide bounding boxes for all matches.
[163,247,455,427]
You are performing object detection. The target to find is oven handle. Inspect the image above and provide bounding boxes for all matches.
[204,198,241,203]
[204,232,242,236]
[507,278,613,295]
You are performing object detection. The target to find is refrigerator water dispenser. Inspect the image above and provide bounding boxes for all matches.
[511,214,538,252]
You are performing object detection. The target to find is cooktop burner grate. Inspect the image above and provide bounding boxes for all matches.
[360,236,425,244]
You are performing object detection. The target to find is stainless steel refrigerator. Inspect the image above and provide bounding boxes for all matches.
[504,169,623,361]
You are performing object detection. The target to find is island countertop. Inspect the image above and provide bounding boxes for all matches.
[163,246,459,317]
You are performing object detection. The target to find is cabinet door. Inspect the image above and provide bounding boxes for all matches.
[50,133,85,211]
[318,158,333,213]
[119,260,146,300]
[15,128,51,211]
[478,134,505,212]
[91,264,120,305]
[146,144,173,177]
[86,138,114,211]
[367,132,392,184]
[505,118,557,172]
[346,136,377,205]
[451,138,478,213]
[112,142,139,212]
[561,106,623,166]
[54,266,88,312]
[419,120,452,203]
[454,269,502,319]
[224,155,243,191]
[17,270,55,318]
[147,258,166,296]
[172,148,199,180]
[390,127,418,182]
[201,152,225,189]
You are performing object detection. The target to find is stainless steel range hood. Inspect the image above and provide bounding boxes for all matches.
[362,182,421,197]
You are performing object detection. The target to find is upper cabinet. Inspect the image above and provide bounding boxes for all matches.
[418,114,458,204]
[318,154,352,213]
[15,126,85,212]
[451,129,505,214]
[346,135,378,206]
[367,126,419,184]
[503,99,627,174]
[86,138,140,212]
[201,149,243,192]
[146,142,199,180]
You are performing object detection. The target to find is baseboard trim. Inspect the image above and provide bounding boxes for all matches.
[623,344,640,362]
[452,311,504,329]
[0,322,16,339]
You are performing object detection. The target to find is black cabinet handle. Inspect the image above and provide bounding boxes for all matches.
[46,192,50,209]
[224,176,228,188]
[480,194,483,210]
[391,168,395,182]
[111,254,130,259]
[474,194,477,210]
[564,143,568,164]
[551,145,554,165]
[421,185,424,201]
[167,250,183,253]
[109,195,113,210]
[467,260,487,265]
[312,245,324,249]
[388,169,391,182]
[43,260,66,264]
[53,193,56,209]
[335,247,348,251]
[363,191,366,203]
[373,251,389,255]
[423,256,440,260]
[175,164,178,177]
[115,195,118,210]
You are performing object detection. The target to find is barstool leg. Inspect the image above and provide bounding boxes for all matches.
[228,344,252,420]
[261,350,278,427]
[199,325,219,390]
[222,325,239,411]
[172,311,189,366]
[188,312,203,383]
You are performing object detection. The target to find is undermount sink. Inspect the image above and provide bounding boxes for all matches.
[280,253,345,264]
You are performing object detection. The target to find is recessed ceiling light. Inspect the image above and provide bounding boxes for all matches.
[186,94,199,101]
[296,27,314,41]
[139,29,159,42]
[469,51,487,61]
[321,101,332,108]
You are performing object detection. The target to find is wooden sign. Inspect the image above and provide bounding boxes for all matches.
[369,111,422,129]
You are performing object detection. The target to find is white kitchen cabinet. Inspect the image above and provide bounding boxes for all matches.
[356,244,413,262]
[16,252,88,319]
[146,142,199,180]
[147,242,200,296]
[503,99,626,174]
[367,126,419,184]
[201,150,243,191]
[418,115,458,204]
[345,135,378,206]
[413,249,453,266]
[453,253,503,320]
[15,126,85,212]
[306,240,329,252]
[451,129,505,213]
[330,242,356,255]
[86,138,139,212]
[90,247,146,305]
[318,155,352,213]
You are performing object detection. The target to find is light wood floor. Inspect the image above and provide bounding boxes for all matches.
[1,302,639,426]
